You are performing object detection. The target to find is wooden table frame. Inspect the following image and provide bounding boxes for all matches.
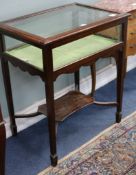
[0,3,129,166]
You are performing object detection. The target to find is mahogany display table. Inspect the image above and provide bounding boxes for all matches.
[0,3,129,166]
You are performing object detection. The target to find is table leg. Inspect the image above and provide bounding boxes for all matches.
[74,65,96,95]
[42,46,58,166]
[0,107,6,175]
[115,50,125,123]
[74,70,80,91]
[1,59,17,135]
[45,79,58,166]
[90,63,96,97]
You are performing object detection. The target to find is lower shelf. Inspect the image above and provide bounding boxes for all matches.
[38,91,94,122]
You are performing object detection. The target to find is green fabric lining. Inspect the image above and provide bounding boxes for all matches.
[6,35,116,71]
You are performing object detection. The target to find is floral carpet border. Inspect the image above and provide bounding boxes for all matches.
[39,111,136,175]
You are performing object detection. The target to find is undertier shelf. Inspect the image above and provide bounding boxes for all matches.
[38,91,94,122]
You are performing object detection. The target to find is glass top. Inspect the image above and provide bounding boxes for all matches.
[4,4,117,39]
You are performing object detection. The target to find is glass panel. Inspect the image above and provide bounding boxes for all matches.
[5,25,121,71]
[4,4,117,38]
[97,25,122,41]
[5,36,24,51]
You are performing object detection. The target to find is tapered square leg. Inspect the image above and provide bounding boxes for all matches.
[43,47,58,166]
[115,50,125,123]
[0,35,17,136]
[90,63,96,97]
[1,59,17,136]
[50,154,58,167]
[116,112,122,123]
[0,107,6,175]
[74,70,80,91]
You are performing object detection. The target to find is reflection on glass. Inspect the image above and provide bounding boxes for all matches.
[97,25,121,41]
[5,4,114,38]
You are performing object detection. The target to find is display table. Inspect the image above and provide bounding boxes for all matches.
[0,3,129,166]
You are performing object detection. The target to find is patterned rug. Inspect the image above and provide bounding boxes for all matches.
[38,111,136,175]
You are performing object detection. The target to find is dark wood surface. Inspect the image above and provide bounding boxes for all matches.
[0,3,129,166]
[38,91,94,122]
[0,107,6,175]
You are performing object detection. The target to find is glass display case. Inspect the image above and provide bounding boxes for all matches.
[0,3,129,166]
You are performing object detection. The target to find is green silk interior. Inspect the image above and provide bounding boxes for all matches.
[6,35,117,71]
